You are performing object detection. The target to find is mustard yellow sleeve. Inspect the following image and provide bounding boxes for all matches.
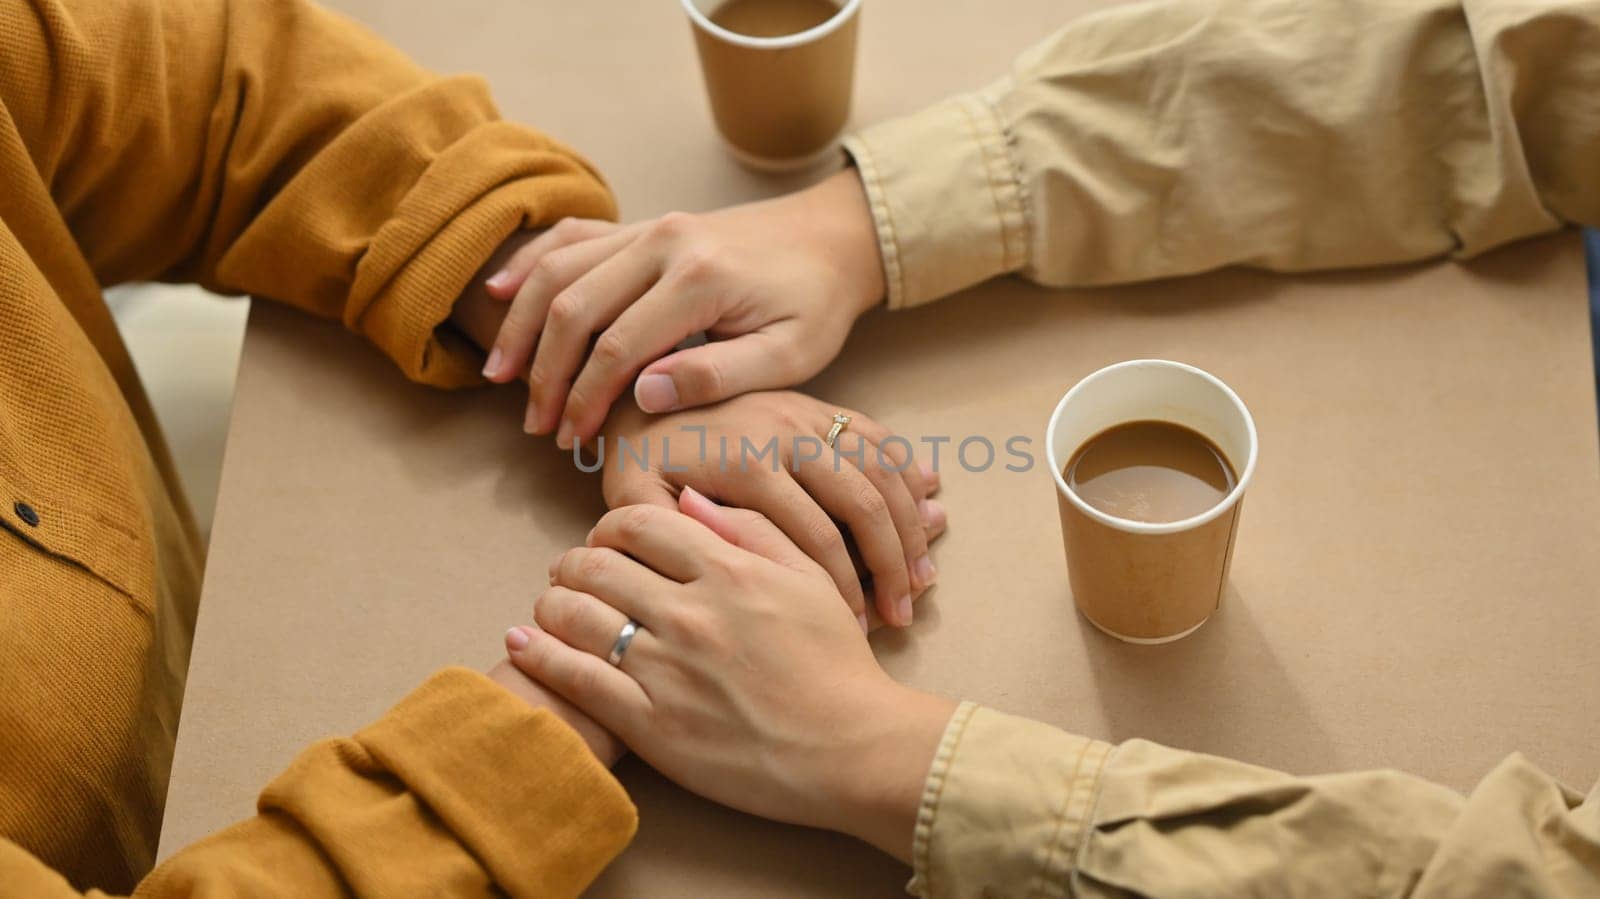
[910,703,1600,898]
[844,0,1600,309]
[0,668,636,898]
[2,0,614,387]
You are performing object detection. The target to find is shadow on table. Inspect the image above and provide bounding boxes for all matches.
[1079,588,1340,774]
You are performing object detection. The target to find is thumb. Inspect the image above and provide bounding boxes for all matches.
[678,486,813,571]
[635,332,796,413]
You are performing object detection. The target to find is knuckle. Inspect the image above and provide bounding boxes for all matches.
[547,292,582,326]
[531,251,567,285]
[527,362,552,390]
[853,486,889,520]
[577,548,612,580]
[652,211,697,240]
[676,247,716,277]
[550,218,586,240]
[681,356,727,402]
[805,519,848,558]
[590,329,630,370]
[615,504,657,539]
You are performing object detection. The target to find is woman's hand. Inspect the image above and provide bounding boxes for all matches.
[478,171,885,449]
[505,492,956,861]
[598,391,944,629]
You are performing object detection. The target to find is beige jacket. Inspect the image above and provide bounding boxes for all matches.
[843,1,1600,896]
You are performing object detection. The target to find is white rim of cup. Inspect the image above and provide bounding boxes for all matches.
[679,0,863,50]
[1046,359,1259,536]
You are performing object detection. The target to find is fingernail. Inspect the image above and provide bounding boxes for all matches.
[483,347,503,379]
[585,526,596,545]
[522,403,539,434]
[913,554,936,587]
[505,626,531,651]
[919,499,946,529]
[635,374,680,413]
[857,613,870,635]
[486,269,514,291]
[556,418,575,449]
[919,461,938,483]
[895,595,914,627]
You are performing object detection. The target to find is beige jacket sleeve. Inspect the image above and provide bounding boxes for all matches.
[909,703,1599,898]
[843,0,1600,309]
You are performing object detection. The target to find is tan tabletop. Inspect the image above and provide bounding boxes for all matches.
[159,1,1600,895]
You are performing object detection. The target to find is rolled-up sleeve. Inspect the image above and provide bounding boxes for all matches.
[846,0,1600,309]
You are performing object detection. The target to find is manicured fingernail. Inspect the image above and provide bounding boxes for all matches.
[483,347,504,379]
[895,595,914,627]
[635,374,680,413]
[556,419,574,449]
[919,499,946,529]
[505,626,531,651]
[522,403,539,434]
[486,269,514,291]
[857,613,870,635]
[913,554,936,587]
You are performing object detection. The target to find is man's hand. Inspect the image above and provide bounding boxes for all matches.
[485,658,624,766]
[474,170,885,449]
[598,390,943,629]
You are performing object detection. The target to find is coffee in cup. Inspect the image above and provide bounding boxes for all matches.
[1046,360,1258,643]
[680,0,861,171]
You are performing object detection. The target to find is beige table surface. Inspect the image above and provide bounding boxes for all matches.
[159,1,1600,894]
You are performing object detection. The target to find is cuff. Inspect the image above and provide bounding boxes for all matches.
[908,703,1111,899]
[354,667,637,896]
[346,84,617,388]
[843,89,1029,310]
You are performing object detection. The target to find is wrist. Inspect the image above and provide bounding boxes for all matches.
[800,169,887,319]
[448,230,542,356]
[825,684,958,863]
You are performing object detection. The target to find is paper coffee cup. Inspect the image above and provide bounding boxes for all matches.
[680,0,861,171]
[1046,360,1259,644]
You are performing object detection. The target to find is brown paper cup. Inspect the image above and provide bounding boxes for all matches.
[681,0,860,171]
[1046,360,1259,644]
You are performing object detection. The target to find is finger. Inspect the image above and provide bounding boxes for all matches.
[677,485,815,572]
[529,245,664,443]
[792,452,915,628]
[533,585,657,673]
[636,329,800,415]
[844,414,935,502]
[834,430,934,594]
[485,219,626,299]
[549,546,679,627]
[921,497,948,543]
[586,503,720,583]
[712,470,869,624]
[561,277,726,444]
[504,626,652,739]
[489,227,643,387]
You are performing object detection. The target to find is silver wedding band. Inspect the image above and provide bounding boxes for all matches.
[607,619,639,667]
[825,412,852,448]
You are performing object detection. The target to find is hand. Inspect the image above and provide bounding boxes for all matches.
[484,659,624,766]
[506,492,956,861]
[478,170,885,449]
[600,391,945,629]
